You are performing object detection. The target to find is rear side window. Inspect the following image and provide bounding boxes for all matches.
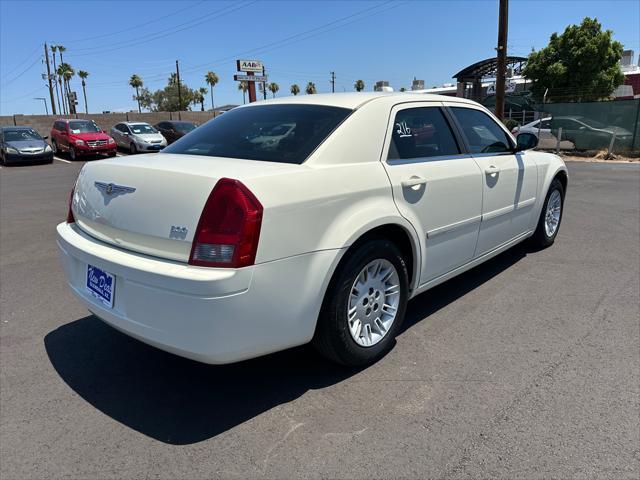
[451,107,512,154]
[388,107,459,160]
[162,104,352,164]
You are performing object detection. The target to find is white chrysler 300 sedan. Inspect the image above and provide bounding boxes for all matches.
[57,92,567,366]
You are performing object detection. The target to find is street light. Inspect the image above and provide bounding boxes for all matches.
[34,97,49,115]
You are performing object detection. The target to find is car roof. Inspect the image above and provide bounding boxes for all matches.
[121,121,151,126]
[239,91,479,110]
[1,125,35,130]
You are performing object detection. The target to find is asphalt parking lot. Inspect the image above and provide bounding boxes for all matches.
[1,159,638,479]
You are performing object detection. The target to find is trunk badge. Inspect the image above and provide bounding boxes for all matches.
[95,181,136,196]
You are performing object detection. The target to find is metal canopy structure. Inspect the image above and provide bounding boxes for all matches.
[452,56,527,101]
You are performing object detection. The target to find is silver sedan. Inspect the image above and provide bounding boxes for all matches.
[110,122,167,154]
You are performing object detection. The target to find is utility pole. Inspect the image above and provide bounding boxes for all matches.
[330,71,336,93]
[175,60,183,111]
[495,0,509,120]
[262,65,267,100]
[43,43,56,115]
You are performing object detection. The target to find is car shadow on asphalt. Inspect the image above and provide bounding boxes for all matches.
[44,243,529,445]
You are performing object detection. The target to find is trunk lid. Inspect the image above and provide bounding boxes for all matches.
[72,153,299,262]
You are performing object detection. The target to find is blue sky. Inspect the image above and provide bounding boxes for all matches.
[1,0,638,115]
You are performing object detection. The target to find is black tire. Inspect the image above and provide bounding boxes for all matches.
[51,141,58,156]
[313,237,409,366]
[531,178,565,248]
[69,146,77,161]
[108,151,117,157]
[130,143,137,154]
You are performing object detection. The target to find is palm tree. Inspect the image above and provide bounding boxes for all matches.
[57,46,70,113]
[129,74,143,113]
[354,79,365,92]
[61,63,75,114]
[198,87,208,111]
[78,70,89,114]
[50,45,62,115]
[57,63,73,114]
[290,84,300,96]
[305,82,317,95]
[204,71,219,111]
[268,82,279,98]
[238,81,248,104]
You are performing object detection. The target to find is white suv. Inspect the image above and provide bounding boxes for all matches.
[57,93,567,366]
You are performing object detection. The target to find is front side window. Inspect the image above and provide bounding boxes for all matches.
[163,104,352,164]
[451,107,513,154]
[68,120,100,134]
[388,107,459,160]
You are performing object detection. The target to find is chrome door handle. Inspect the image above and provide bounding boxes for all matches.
[485,165,500,176]
[401,176,427,189]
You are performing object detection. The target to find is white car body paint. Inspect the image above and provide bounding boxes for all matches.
[57,92,567,364]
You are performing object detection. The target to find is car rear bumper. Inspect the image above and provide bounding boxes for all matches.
[56,222,340,364]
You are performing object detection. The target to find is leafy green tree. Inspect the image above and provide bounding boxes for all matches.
[523,17,624,102]
[305,81,317,94]
[129,74,144,113]
[205,71,219,110]
[268,82,280,98]
[290,84,300,96]
[354,79,365,92]
[78,70,89,114]
[149,75,196,111]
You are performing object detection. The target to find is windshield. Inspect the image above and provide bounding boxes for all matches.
[162,104,352,164]
[174,122,196,133]
[68,121,101,134]
[130,124,158,134]
[3,129,42,142]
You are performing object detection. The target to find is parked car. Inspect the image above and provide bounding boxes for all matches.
[57,93,567,367]
[50,119,116,160]
[154,121,197,144]
[549,115,633,150]
[0,126,53,165]
[110,122,167,154]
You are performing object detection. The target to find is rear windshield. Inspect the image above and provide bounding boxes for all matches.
[162,104,352,164]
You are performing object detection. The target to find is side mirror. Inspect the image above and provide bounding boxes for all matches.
[516,132,538,152]
[102,130,107,134]
[123,132,129,136]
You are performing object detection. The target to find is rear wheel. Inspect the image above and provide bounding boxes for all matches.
[313,238,409,366]
[531,178,564,248]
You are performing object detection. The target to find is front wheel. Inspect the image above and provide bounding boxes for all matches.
[531,178,564,248]
[129,143,137,154]
[313,238,409,366]
[69,146,77,161]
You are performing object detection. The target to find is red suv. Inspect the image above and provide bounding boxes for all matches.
[50,119,116,160]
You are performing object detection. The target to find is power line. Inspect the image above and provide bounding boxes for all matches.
[0,45,42,80]
[65,1,256,57]
[1,56,42,88]
[61,1,207,44]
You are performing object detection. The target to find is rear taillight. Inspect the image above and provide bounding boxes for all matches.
[66,187,75,223]
[189,178,263,268]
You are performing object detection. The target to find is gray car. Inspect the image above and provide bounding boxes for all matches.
[110,122,167,154]
[0,126,54,165]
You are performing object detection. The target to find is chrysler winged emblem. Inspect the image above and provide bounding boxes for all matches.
[94,181,136,205]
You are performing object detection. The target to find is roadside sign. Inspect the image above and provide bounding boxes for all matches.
[234,74,268,82]
[236,60,263,72]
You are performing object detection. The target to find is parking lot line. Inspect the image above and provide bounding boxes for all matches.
[55,157,72,164]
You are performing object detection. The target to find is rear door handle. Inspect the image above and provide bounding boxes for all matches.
[484,165,500,176]
[401,176,427,189]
